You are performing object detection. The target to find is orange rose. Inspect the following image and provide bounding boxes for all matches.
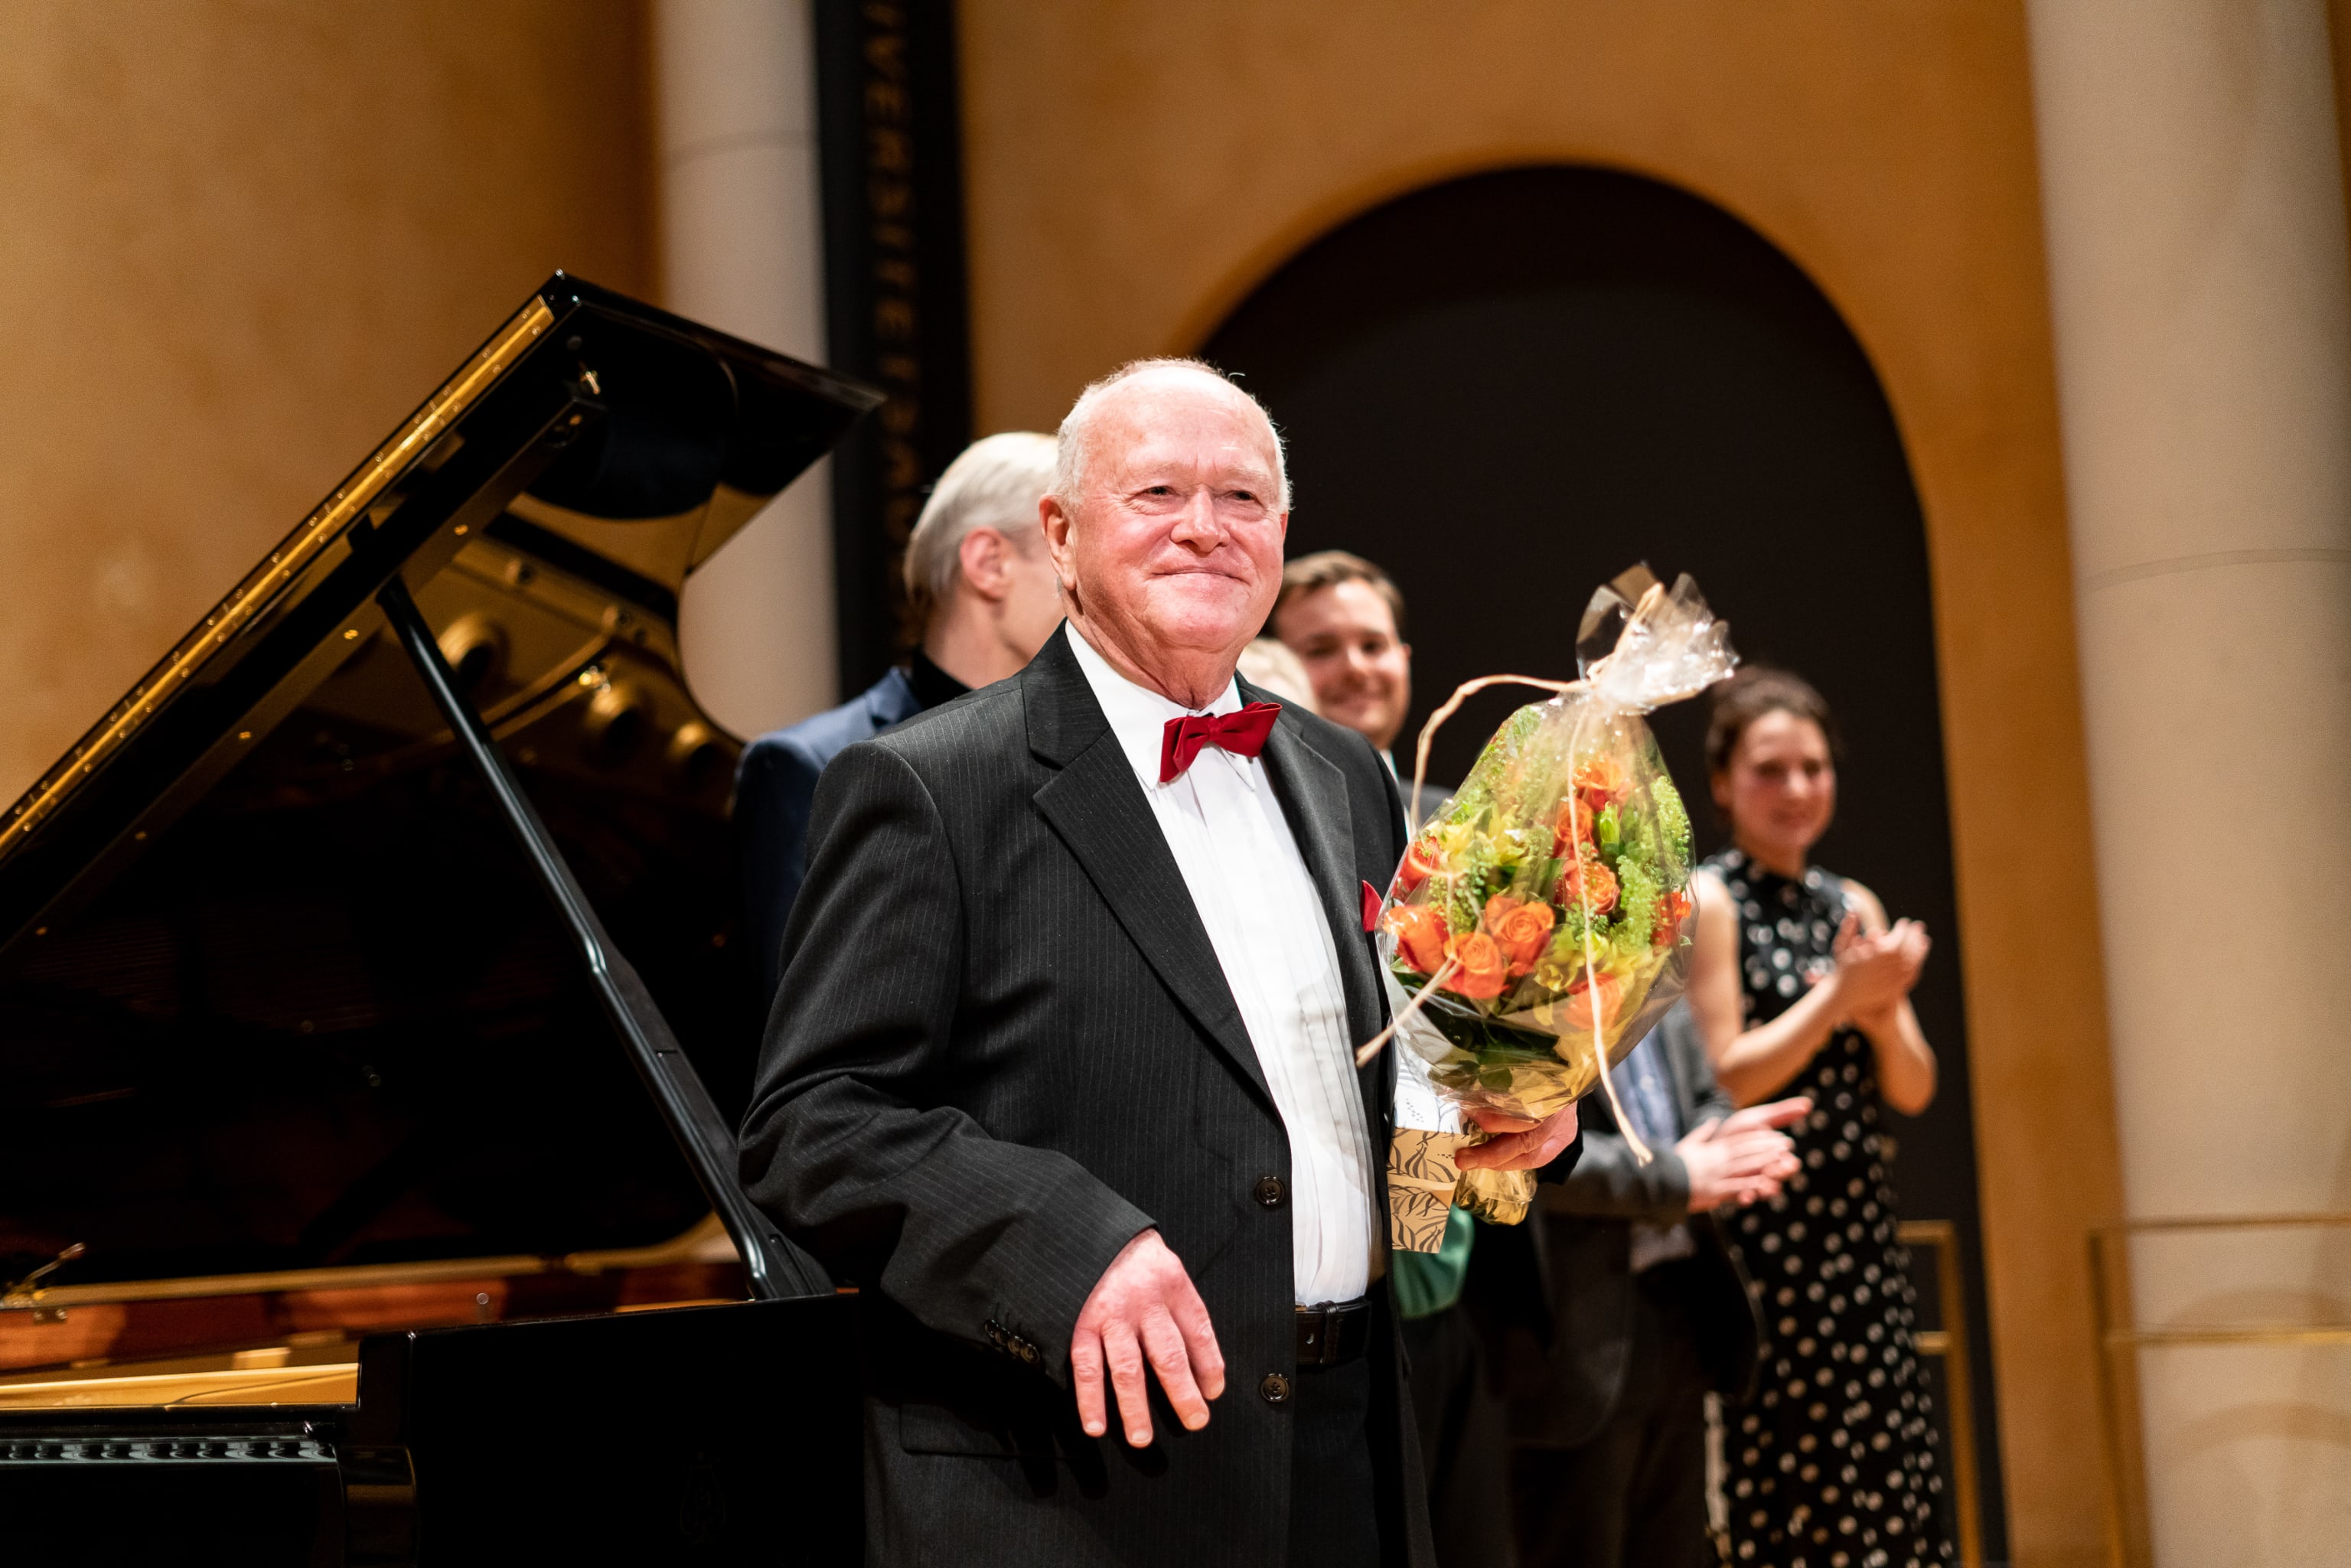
[1483,894,1556,977]
[1394,837,1441,896]
[1441,931,1509,1001]
[1652,886,1693,949]
[1564,969,1625,1032]
[1554,852,1619,916]
[1384,904,1451,975]
[1551,797,1596,858]
[1574,755,1629,811]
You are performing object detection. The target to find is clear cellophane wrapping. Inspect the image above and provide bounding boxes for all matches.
[1374,566,1736,1225]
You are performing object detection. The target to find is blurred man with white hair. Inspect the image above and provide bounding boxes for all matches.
[741,359,1577,1566]
[736,432,1061,1008]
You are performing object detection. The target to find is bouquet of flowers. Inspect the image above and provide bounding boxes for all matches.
[1368,566,1736,1222]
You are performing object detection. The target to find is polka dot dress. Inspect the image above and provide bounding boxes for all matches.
[1706,848,1952,1568]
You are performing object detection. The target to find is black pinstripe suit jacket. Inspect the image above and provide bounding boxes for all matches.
[739,626,1435,1566]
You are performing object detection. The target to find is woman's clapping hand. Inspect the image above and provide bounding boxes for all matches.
[1826,911,1928,1027]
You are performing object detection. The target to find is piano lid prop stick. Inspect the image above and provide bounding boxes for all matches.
[375,575,832,1302]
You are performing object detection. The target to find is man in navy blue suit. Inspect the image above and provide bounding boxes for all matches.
[736,431,1063,1007]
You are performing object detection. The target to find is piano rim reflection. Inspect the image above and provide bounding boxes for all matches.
[0,273,877,1413]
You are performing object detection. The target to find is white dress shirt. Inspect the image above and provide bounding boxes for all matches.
[1066,624,1377,1304]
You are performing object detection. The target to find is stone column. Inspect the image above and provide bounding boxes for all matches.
[2026,1,2351,1562]
[653,0,836,738]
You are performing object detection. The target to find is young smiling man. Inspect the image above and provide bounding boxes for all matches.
[1271,552,1415,761]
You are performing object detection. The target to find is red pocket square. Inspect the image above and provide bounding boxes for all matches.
[1361,880,1382,934]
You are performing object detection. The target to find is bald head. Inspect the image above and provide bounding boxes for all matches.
[1053,359,1290,514]
[1040,359,1292,709]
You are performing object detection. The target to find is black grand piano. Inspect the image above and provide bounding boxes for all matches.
[0,277,880,1564]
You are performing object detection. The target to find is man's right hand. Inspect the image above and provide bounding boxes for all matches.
[1071,1229,1226,1449]
[1678,1097,1811,1211]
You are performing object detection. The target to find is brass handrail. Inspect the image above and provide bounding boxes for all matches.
[2086,1212,2351,1568]
[1899,1219,1984,1568]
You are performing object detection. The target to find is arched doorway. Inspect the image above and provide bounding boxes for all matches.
[1202,164,2005,1553]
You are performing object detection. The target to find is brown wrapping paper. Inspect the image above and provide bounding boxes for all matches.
[1387,1128,1468,1253]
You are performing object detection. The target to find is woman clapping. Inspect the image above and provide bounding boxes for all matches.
[1684,668,1954,1568]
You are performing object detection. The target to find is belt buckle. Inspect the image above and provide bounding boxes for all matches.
[1298,1305,1331,1368]
[1296,1299,1360,1368]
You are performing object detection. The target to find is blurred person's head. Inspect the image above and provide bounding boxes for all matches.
[1271,550,1412,751]
[1237,637,1319,712]
[902,432,1062,686]
[1705,668,1842,871]
[1042,360,1289,708]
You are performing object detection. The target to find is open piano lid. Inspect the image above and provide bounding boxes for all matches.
[0,275,878,1328]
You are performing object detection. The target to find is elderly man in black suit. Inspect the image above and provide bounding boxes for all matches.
[1480,1004,1808,1568]
[739,359,1577,1566]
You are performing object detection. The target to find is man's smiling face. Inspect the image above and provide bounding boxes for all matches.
[1048,368,1289,684]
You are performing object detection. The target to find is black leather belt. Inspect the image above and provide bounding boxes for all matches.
[1294,1298,1372,1368]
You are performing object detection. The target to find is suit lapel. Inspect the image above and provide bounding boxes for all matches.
[1254,709,1385,1056]
[1025,634,1273,1106]
[1254,703,1396,1149]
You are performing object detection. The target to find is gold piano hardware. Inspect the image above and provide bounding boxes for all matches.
[435,611,510,691]
[302,511,721,790]
[449,531,672,656]
[0,296,555,863]
[0,1305,71,1326]
[582,676,651,766]
[1,1241,85,1322]
[2089,1211,2351,1568]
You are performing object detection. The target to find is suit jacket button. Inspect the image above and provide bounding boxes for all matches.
[1259,1372,1293,1407]
[1254,1176,1286,1208]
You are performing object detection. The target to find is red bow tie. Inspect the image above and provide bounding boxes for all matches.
[1159,703,1281,784]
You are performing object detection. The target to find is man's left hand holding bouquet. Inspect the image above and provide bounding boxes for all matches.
[1456,1105,1583,1171]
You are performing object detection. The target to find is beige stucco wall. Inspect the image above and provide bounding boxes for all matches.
[954,4,2118,1563]
[0,2,2144,1557]
[0,0,653,800]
